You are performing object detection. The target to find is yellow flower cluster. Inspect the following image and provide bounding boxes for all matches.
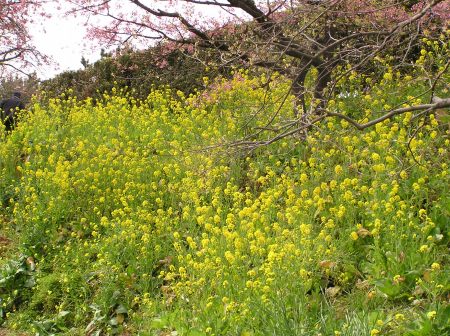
[0,45,448,334]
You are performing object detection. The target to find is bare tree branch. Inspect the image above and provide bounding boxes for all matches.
[326,98,450,131]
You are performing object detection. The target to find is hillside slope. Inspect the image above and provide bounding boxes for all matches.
[0,54,449,335]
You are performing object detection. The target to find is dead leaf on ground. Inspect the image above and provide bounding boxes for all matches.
[355,279,370,290]
[158,256,173,266]
[325,286,341,298]
[26,256,36,271]
[0,236,11,245]
[319,260,336,268]
[357,228,371,238]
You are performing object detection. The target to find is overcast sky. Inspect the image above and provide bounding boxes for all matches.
[29,2,231,80]
[30,7,100,79]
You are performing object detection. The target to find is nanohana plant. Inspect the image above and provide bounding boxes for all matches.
[0,44,449,334]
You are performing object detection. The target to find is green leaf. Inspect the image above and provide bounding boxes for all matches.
[57,310,70,318]
[374,279,402,298]
[109,317,119,326]
[150,317,167,329]
[24,277,36,288]
[115,304,128,314]
[187,330,204,336]
[111,290,121,301]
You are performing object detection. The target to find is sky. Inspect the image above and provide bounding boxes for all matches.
[28,2,232,80]
[30,7,100,79]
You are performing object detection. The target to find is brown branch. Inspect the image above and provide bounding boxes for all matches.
[327,0,445,98]
[429,60,450,103]
[325,98,450,130]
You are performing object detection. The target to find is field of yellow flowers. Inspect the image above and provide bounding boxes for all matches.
[0,38,449,335]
